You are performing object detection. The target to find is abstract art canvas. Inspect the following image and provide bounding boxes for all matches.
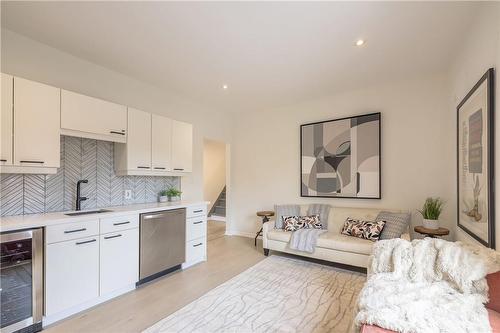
[457,68,495,249]
[300,112,381,199]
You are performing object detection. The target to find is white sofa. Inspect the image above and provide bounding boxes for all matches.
[263,206,410,268]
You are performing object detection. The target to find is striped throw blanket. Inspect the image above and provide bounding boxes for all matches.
[289,228,327,253]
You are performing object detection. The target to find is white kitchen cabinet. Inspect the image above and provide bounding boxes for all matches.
[171,120,193,173]
[45,236,99,316]
[183,204,207,268]
[61,89,127,143]
[100,228,139,295]
[13,77,60,169]
[1,74,13,165]
[115,108,151,174]
[152,114,172,172]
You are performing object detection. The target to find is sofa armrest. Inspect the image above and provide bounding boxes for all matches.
[262,219,276,249]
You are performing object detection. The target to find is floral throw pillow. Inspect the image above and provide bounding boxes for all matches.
[341,218,386,241]
[282,215,322,231]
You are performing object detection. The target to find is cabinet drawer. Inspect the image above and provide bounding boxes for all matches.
[186,205,207,218]
[100,214,139,234]
[186,237,206,264]
[186,217,206,241]
[46,219,99,244]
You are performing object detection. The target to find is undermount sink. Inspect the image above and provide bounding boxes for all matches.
[64,209,113,216]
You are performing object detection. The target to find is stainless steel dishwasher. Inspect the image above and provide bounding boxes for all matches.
[139,209,186,284]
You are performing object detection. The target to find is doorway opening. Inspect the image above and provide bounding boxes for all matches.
[203,139,228,241]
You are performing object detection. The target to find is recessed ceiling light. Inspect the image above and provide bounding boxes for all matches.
[222,84,228,90]
[355,39,365,46]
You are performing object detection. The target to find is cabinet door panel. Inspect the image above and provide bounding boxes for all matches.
[45,237,99,315]
[171,120,192,172]
[100,228,139,295]
[14,77,60,168]
[61,90,127,142]
[127,108,151,170]
[1,74,13,165]
[152,114,172,171]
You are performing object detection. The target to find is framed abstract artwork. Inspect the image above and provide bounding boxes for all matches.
[300,112,381,199]
[457,68,495,249]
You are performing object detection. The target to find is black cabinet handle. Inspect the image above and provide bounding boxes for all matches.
[110,131,126,135]
[193,221,203,225]
[20,160,44,164]
[154,167,166,170]
[0,159,6,162]
[113,221,130,226]
[137,166,151,169]
[193,210,203,213]
[104,234,122,240]
[76,239,96,245]
[193,243,203,247]
[173,168,184,171]
[64,228,87,234]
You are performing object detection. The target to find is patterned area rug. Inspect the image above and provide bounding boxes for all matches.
[143,255,366,333]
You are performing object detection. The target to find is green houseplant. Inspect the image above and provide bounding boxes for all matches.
[159,188,182,203]
[418,197,445,229]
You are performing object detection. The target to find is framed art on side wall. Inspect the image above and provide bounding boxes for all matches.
[300,112,381,199]
[457,68,495,249]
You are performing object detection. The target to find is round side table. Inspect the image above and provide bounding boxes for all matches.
[414,226,449,238]
[255,211,274,247]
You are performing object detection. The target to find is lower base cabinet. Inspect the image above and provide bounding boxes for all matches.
[45,236,99,316]
[100,228,139,295]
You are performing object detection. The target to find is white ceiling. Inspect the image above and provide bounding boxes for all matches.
[1,1,481,112]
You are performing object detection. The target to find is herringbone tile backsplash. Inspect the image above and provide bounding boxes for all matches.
[0,136,180,216]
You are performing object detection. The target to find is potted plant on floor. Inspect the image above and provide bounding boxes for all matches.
[159,187,182,202]
[418,197,445,229]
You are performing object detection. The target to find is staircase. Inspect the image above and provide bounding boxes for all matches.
[209,186,226,219]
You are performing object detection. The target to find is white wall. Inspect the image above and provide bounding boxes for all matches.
[1,29,234,202]
[230,74,454,239]
[203,139,226,212]
[448,3,500,250]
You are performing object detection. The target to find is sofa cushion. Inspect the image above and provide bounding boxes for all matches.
[341,218,386,241]
[274,204,300,229]
[267,230,374,255]
[487,271,500,313]
[377,211,411,240]
[283,215,321,231]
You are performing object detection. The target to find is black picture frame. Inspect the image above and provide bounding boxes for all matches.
[456,68,495,249]
[300,112,381,199]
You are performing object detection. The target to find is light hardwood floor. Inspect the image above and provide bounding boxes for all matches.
[207,220,226,241]
[45,236,265,333]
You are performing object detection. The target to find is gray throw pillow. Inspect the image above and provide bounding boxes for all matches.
[274,204,300,229]
[376,211,411,240]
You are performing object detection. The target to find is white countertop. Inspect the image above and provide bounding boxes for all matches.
[0,200,209,232]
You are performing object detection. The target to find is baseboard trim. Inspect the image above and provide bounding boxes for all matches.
[226,230,261,239]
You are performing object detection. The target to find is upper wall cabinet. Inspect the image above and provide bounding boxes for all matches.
[115,111,190,176]
[1,73,13,165]
[1,75,60,174]
[61,90,127,143]
[115,108,152,175]
[171,120,193,173]
[152,114,172,172]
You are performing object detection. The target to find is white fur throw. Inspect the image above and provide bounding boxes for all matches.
[354,238,500,333]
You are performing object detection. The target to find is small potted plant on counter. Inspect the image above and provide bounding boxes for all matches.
[418,197,445,230]
[159,187,182,202]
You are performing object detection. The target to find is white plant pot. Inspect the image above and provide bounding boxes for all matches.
[168,196,180,202]
[159,196,168,203]
[423,219,439,229]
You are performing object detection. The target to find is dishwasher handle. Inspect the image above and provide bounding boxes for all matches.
[142,211,185,220]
